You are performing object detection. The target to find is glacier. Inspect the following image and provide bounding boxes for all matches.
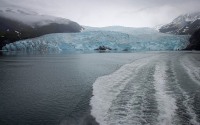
[2,27,190,52]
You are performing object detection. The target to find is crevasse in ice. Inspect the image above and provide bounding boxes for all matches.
[2,27,190,52]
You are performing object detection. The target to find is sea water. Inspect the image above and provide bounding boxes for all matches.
[0,51,200,125]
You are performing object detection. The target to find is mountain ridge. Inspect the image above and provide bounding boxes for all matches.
[0,7,83,49]
[159,12,200,35]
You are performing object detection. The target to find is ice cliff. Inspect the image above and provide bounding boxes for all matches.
[2,27,189,52]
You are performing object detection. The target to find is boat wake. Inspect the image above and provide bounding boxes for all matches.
[90,53,200,125]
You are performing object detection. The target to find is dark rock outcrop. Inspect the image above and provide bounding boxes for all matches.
[95,46,112,51]
[185,28,200,50]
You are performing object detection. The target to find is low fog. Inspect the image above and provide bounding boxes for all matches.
[0,0,200,27]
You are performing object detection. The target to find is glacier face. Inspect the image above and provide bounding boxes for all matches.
[2,27,190,52]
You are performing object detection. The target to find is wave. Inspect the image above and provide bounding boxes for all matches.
[90,58,157,125]
[90,53,200,125]
[154,61,177,124]
[166,61,199,125]
[180,56,200,85]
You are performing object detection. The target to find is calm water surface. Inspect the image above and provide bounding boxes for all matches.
[0,52,140,125]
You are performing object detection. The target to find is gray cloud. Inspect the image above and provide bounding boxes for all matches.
[0,0,200,27]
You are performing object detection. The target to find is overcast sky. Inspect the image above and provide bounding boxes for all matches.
[1,0,200,27]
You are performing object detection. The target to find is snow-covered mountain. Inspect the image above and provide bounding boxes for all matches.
[0,7,83,49]
[159,12,200,35]
[0,7,72,27]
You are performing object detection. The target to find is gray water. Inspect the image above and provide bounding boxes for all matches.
[0,52,200,125]
[0,52,138,125]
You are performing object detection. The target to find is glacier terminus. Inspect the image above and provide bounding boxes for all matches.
[2,27,190,52]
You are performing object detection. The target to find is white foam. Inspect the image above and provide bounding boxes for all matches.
[154,62,177,125]
[179,88,199,125]
[170,62,199,125]
[90,53,200,125]
[180,56,200,85]
[90,56,157,125]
